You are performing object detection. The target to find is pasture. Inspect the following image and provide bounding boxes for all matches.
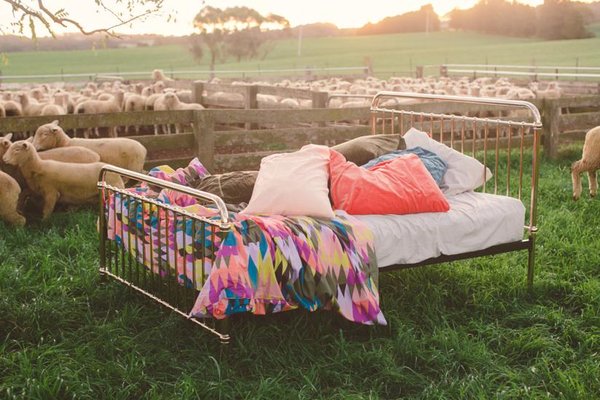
[0,147,599,399]
[2,26,600,80]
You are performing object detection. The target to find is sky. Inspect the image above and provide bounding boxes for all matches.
[0,0,596,37]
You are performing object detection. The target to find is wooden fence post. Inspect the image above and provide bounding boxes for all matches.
[192,80,204,106]
[193,110,215,171]
[416,66,424,79]
[244,85,258,130]
[440,65,448,78]
[312,91,329,127]
[541,99,561,160]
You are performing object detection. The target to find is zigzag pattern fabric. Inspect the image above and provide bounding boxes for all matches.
[104,159,386,325]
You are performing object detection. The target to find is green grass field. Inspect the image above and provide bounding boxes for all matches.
[2,25,600,80]
[1,146,599,399]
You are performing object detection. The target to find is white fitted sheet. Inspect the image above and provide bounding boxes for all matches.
[354,192,526,268]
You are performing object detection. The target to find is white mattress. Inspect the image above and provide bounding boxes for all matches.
[354,192,526,268]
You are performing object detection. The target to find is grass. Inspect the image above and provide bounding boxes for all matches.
[2,26,600,80]
[1,146,599,399]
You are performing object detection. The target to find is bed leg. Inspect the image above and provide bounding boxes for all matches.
[527,235,536,290]
[216,319,231,345]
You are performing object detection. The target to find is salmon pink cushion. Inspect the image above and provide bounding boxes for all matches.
[329,149,450,215]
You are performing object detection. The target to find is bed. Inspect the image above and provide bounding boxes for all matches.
[97,92,542,343]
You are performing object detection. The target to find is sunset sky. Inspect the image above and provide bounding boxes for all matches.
[0,0,596,37]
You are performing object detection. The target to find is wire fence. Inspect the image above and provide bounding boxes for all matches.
[0,66,369,83]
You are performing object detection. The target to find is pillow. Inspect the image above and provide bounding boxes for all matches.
[403,128,492,196]
[331,134,405,166]
[241,144,334,219]
[329,149,449,215]
[362,146,448,186]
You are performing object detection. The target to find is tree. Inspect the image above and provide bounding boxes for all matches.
[0,0,166,38]
[191,6,289,71]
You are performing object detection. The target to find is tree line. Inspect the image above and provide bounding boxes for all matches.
[449,0,594,40]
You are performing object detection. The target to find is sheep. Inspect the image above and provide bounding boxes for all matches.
[0,170,26,226]
[160,92,205,134]
[38,146,101,164]
[2,140,124,220]
[41,93,67,116]
[152,69,174,83]
[571,126,600,201]
[18,93,44,116]
[75,90,125,137]
[124,93,146,134]
[31,120,147,173]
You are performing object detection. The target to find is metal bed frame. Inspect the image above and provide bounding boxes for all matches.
[98,92,542,343]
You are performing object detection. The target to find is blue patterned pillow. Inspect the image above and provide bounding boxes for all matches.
[362,147,448,186]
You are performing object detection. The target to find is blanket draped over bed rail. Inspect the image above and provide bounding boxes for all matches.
[103,185,386,326]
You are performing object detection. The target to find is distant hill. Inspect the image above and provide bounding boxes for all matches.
[357,5,440,36]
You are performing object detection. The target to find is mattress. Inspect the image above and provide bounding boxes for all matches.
[355,191,526,268]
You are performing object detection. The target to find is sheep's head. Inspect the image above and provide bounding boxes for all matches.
[153,81,165,93]
[2,140,33,166]
[0,133,13,160]
[164,92,177,105]
[32,120,64,151]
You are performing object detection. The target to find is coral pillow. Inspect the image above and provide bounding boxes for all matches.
[403,128,493,196]
[329,150,450,215]
[241,144,335,219]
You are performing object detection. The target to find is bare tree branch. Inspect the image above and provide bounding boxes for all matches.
[2,0,164,38]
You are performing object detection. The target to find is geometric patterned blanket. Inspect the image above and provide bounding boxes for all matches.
[105,159,386,325]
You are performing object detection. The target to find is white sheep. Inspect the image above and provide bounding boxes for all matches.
[152,69,174,83]
[32,120,147,173]
[38,146,101,164]
[18,93,44,116]
[41,93,68,116]
[124,93,147,134]
[160,92,204,134]
[75,90,125,138]
[572,126,600,200]
[0,170,25,226]
[2,140,124,220]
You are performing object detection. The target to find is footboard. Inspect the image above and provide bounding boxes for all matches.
[97,165,232,343]
[370,92,542,286]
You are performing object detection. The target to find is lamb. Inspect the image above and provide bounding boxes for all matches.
[0,170,25,226]
[161,92,204,134]
[152,69,174,83]
[32,120,147,173]
[75,90,125,137]
[2,140,124,220]
[124,93,147,134]
[571,126,600,201]
[38,146,101,164]
[41,93,68,116]
[19,93,45,116]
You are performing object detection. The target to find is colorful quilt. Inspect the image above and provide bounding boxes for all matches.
[104,159,386,325]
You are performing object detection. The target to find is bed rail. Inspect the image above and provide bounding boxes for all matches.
[97,165,232,343]
[370,91,541,286]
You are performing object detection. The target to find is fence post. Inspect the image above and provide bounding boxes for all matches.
[312,91,328,127]
[192,80,204,106]
[440,65,448,78]
[244,85,258,130]
[193,110,215,171]
[416,66,424,79]
[541,99,561,160]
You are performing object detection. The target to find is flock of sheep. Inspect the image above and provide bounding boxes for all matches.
[0,121,146,226]
[0,69,595,228]
[0,69,565,138]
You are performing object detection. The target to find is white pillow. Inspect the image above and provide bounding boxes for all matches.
[241,144,335,219]
[404,128,493,196]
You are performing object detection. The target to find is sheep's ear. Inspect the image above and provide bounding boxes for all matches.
[51,120,59,125]
[5,133,13,141]
[26,137,33,143]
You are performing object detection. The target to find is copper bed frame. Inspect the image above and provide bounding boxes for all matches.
[98,92,542,344]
